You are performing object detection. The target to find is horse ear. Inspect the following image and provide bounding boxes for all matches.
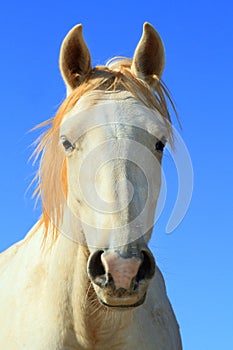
[59,24,92,92]
[131,22,165,89]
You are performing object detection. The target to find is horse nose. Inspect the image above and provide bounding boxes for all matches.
[87,248,155,291]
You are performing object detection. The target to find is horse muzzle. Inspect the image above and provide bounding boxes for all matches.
[87,246,155,308]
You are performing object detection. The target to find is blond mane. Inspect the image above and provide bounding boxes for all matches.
[33,58,177,243]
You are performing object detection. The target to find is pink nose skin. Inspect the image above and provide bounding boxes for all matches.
[101,252,142,290]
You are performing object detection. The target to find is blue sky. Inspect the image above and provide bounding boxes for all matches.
[0,1,233,348]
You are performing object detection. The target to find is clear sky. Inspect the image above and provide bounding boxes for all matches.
[0,1,232,349]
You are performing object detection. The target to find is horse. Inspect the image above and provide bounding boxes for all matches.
[0,22,182,349]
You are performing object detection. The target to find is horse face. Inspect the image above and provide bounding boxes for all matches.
[60,91,168,308]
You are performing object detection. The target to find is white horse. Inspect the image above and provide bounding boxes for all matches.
[0,23,182,349]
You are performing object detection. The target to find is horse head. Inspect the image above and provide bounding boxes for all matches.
[40,23,173,309]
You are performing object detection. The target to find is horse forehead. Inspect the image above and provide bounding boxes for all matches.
[60,91,168,140]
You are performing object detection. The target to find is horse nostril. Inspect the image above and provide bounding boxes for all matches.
[88,251,116,289]
[87,250,106,286]
[136,250,155,282]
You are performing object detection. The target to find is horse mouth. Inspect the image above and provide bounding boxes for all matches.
[99,293,146,309]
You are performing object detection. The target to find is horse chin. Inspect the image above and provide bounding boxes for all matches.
[98,293,146,310]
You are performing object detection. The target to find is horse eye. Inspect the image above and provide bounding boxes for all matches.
[62,139,74,152]
[155,140,165,153]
